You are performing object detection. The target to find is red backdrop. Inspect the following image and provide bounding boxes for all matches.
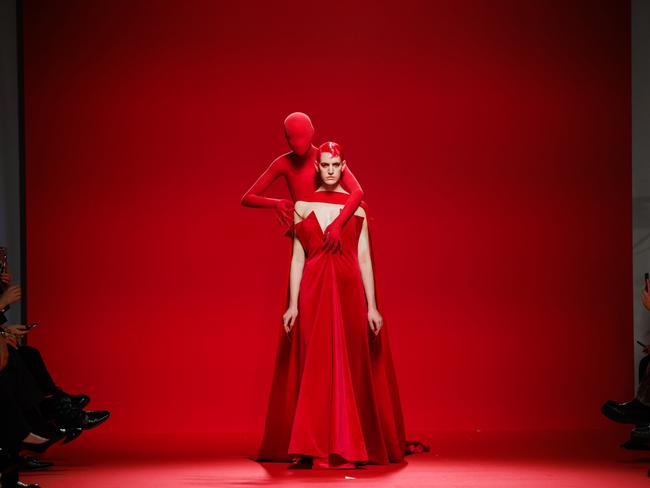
[22,0,631,443]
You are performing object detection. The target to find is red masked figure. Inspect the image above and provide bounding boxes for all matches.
[240,112,364,252]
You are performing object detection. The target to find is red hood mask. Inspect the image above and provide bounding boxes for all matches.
[284,112,314,156]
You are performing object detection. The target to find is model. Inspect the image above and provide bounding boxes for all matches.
[254,142,406,469]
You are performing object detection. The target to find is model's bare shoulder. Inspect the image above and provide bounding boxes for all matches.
[294,200,310,221]
[295,200,308,212]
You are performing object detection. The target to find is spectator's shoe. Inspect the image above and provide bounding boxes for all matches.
[20,456,54,470]
[620,438,650,450]
[79,410,110,430]
[61,427,83,445]
[69,393,91,409]
[17,481,41,488]
[632,424,650,439]
[41,394,78,425]
[19,436,62,454]
[53,388,91,409]
[0,447,21,474]
[602,399,650,424]
[33,427,65,445]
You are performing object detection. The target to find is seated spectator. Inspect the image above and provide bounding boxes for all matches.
[0,268,110,486]
[602,276,650,445]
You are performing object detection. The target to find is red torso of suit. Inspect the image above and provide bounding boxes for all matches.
[279,147,322,202]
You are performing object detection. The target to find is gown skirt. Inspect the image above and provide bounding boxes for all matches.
[255,196,406,465]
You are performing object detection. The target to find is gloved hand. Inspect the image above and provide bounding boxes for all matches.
[275,199,294,234]
[322,218,343,253]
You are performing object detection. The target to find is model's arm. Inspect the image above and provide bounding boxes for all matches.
[240,158,294,229]
[282,204,307,334]
[357,210,383,335]
[323,166,364,253]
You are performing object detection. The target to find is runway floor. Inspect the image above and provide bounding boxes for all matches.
[20,430,650,487]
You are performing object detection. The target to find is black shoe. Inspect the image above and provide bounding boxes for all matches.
[80,410,110,430]
[601,399,650,424]
[69,393,91,409]
[19,436,61,454]
[38,426,80,445]
[631,424,650,440]
[41,394,80,427]
[20,455,54,470]
[53,388,91,409]
[620,438,650,450]
[17,481,41,488]
[33,427,65,443]
[19,428,65,455]
[61,426,83,444]
[288,456,313,469]
[0,447,21,472]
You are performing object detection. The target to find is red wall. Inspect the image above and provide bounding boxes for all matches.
[22,0,631,440]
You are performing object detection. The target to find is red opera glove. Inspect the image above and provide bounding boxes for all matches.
[321,167,364,253]
[276,199,294,236]
[322,218,343,253]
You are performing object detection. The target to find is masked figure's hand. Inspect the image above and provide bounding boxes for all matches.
[275,199,294,231]
[322,219,343,254]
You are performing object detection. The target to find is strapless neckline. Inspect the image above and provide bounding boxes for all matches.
[295,211,364,236]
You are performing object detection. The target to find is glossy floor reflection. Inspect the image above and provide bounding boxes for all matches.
[21,430,650,487]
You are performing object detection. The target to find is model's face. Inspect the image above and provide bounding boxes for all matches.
[317,153,345,185]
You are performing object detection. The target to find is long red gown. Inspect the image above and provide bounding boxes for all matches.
[256,191,406,465]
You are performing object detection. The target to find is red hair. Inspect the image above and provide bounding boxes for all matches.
[316,141,344,162]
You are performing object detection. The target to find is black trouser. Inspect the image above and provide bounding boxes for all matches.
[2,348,44,413]
[0,380,31,450]
[0,348,53,444]
[640,355,650,383]
[637,355,650,407]
[0,348,48,449]
[17,345,58,396]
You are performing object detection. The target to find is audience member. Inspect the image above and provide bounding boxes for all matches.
[602,276,650,449]
[0,266,110,487]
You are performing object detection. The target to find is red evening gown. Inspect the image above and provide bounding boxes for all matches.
[255,191,406,465]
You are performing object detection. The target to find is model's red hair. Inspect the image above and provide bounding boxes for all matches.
[316,141,344,162]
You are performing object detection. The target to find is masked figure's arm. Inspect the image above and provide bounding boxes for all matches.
[240,158,293,229]
[322,166,364,253]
